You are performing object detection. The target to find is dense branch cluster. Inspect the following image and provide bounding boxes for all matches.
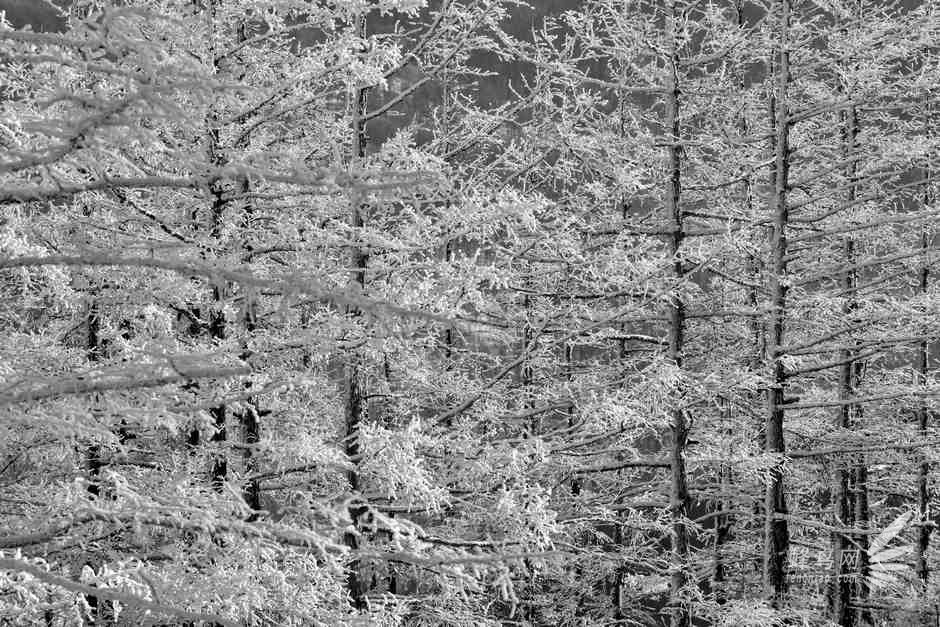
[0,0,938,625]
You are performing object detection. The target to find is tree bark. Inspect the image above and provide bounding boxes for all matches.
[240,269,262,515]
[712,397,733,606]
[205,1,229,486]
[664,2,691,624]
[343,11,372,610]
[186,0,229,494]
[712,0,756,603]
[230,16,262,517]
[82,298,111,623]
[830,104,860,627]
[851,462,871,625]
[763,0,791,606]
[915,96,933,620]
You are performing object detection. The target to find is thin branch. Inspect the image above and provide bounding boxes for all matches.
[788,438,940,459]
[0,366,250,406]
[574,459,671,473]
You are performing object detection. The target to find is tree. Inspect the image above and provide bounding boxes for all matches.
[0,1,523,623]
[2,0,940,625]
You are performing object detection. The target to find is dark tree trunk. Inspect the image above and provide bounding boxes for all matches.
[712,398,734,607]
[206,84,229,490]
[188,0,229,492]
[85,299,103,500]
[83,299,110,622]
[831,99,861,627]
[343,362,367,609]
[763,0,791,605]
[915,97,934,622]
[852,462,871,625]
[240,280,261,514]
[711,0,754,603]
[664,2,691,624]
[343,11,372,610]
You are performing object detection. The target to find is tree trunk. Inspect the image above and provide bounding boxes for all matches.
[831,103,860,627]
[915,97,934,622]
[712,398,734,606]
[915,240,934,616]
[82,298,110,623]
[763,0,791,605]
[223,16,263,516]
[664,2,691,624]
[711,0,755,603]
[187,0,229,493]
[852,463,871,625]
[343,11,372,610]
[205,4,229,485]
[611,99,631,625]
[240,281,262,515]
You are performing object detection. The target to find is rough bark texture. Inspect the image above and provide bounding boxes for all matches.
[852,463,870,625]
[916,240,933,612]
[763,0,791,605]
[712,398,733,606]
[711,0,752,602]
[831,103,860,627]
[241,280,262,515]
[915,98,934,620]
[229,17,263,516]
[343,12,371,610]
[206,28,229,486]
[664,2,691,623]
[187,0,230,494]
[83,299,108,622]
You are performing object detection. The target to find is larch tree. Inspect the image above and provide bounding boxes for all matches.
[3,0,940,626]
[0,1,535,624]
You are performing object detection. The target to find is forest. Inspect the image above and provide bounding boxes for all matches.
[0,0,938,625]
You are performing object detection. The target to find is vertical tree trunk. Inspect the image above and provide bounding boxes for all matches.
[522,293,536,432]
[443,241,454,361]
[186,0,229,493]
[915,97,934,621]
[763,0,791,605]
[205,2,229,485]
[229,14,262,517]
[841,9,873,616]
[712,397,733,606]
[852,463,870,625]
[83,298,109,623]
[611,99,630,624]
[343,193,369,609]
[712,0,755,601]
[831,104,860,627]
[831,457,853,626]
[85,299,103,500]
[664,2,691,624]
[915,231,933,612]
[240,277,261,515]
[343,11,371,610]
[343,349,367,609]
